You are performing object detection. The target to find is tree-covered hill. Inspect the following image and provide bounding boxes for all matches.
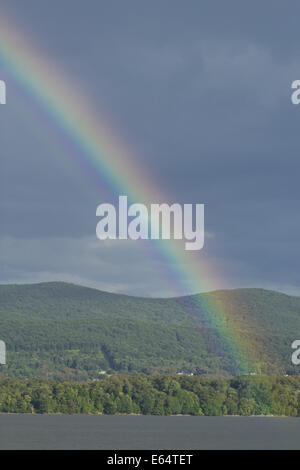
[0,282,299,380]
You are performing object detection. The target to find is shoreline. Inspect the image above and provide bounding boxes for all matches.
[0,412,295,418]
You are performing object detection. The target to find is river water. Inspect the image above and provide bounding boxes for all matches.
[0,415,299,449]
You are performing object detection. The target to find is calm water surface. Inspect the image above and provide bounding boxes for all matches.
[0,415,299,449]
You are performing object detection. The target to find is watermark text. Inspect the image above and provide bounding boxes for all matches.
[96,196,205,251]
[0,80,6,104]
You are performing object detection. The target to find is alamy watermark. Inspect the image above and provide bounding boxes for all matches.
[96,196,204,251]
[0,341,6,365]
[291,340,300,365]
[291,85,300,364]
[0,80,6,104]
[291,80,300,104]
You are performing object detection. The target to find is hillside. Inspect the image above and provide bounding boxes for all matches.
[0,282,299,380]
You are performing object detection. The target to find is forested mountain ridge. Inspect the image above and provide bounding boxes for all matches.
[0,282,299,380]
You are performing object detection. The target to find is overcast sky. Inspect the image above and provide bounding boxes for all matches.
[0,0,300,297]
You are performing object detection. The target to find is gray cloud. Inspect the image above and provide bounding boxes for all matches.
[0,236,189,297]
[0,1,300,295]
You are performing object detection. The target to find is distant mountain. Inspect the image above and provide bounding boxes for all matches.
[0,282,299,380]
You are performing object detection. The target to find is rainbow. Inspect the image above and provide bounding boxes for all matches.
[0,11,262,373]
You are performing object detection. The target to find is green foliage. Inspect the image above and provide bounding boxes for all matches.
[0,282,299,379]
[0,375,299,416]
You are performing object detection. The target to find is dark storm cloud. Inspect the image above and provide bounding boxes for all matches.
[0,0,300,295]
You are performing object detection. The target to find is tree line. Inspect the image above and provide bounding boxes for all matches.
[0,374,299,416]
